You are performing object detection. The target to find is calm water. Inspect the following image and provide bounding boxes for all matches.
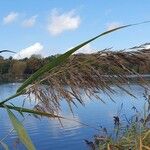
[0,83,148,150]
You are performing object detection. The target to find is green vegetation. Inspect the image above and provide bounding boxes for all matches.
[0,47,150,83]
[0,54,52,82]
[86,119,150,150]
[85,93,150,150]
[0,21,150,150]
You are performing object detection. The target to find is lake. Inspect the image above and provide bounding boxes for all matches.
[0,83,149,150]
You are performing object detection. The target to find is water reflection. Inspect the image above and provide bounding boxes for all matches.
[0,83,148,150]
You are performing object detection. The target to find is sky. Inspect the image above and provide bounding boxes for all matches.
[0,0,150,59]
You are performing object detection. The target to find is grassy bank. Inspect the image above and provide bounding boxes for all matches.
[85,93,150,150]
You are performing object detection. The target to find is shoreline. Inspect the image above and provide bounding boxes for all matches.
[1,74,150,84]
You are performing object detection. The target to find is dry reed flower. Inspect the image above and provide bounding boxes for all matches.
[25,47,150,116]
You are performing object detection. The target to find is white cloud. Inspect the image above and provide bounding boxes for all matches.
[48,9,81,36]
[3,12,18,24]
[106,22,122,30]
[13,42,43,59]
[22,15,37,28]
[69,44,96,54]
[145,44,150,49]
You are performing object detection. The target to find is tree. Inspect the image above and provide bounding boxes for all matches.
[11,61,27,76]
[24,57,44,74]
[1,61,10,74]
[30,54,42,59]
[0,55,4,60]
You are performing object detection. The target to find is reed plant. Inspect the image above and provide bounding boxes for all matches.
[0,21,150,150]
[85,91,150,150]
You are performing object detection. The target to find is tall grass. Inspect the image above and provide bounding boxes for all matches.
[0,21,150,150]
[85,91,150,150]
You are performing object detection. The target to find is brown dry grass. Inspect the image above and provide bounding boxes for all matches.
[23,47,150,116]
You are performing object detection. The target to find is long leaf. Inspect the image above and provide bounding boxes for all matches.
[2,104,100,131]
[0,50,15,53]
[3,104,63,118]
[17,21,150,93]
[0,141,9,150]
[6,107,36,150]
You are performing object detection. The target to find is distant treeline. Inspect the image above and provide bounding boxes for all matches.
[0,50,150,82]
[0,54,58,82]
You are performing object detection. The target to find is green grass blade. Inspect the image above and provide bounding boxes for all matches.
[3,104,63,118]
[1,104,100,131]
[6,107,36,150]
[17,21,150,93]
[0,50,15,53]
[0,141,9,150]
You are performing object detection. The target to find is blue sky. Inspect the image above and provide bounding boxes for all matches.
[0,0,150,58]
